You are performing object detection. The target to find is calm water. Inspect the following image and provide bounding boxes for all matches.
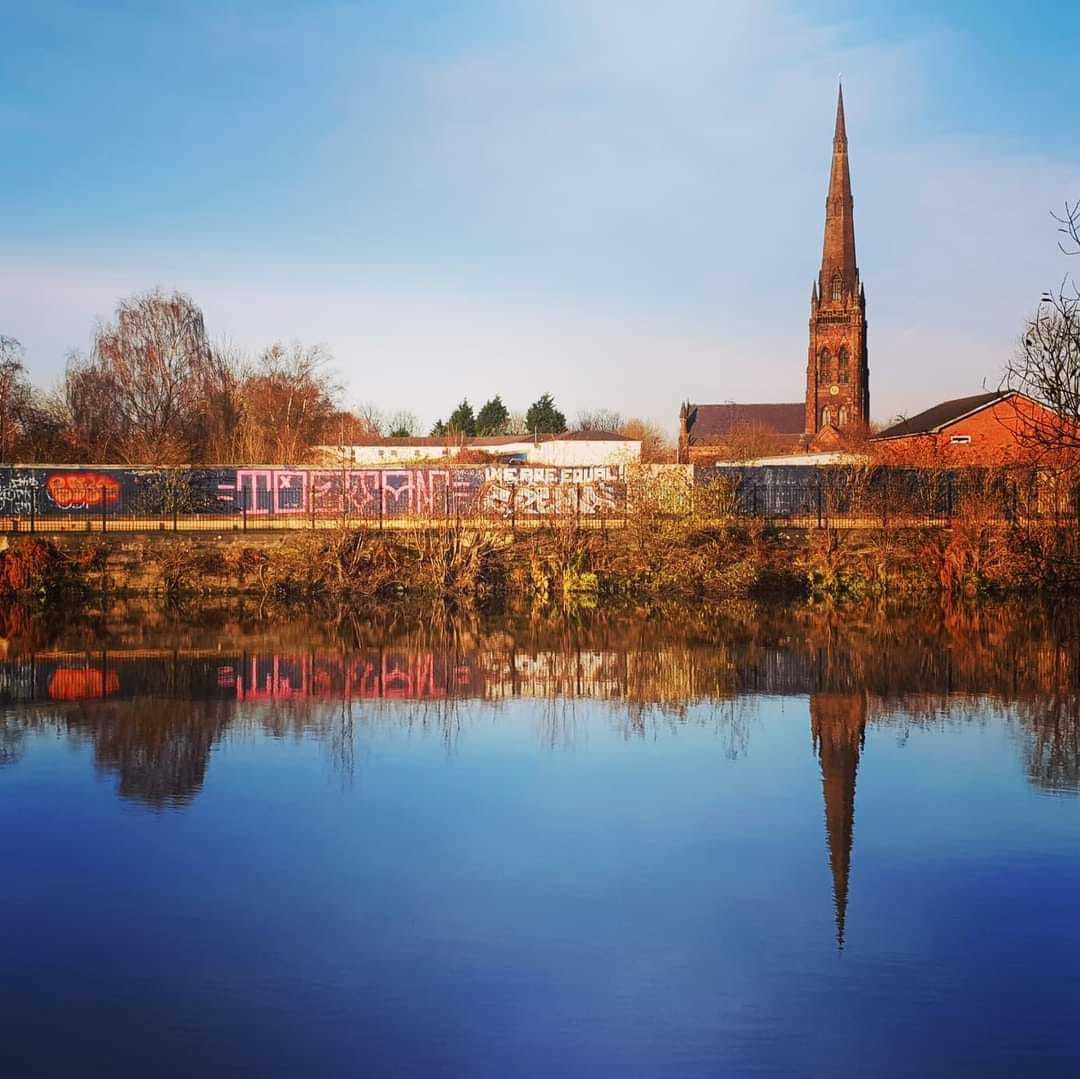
[2,601,1080,1077]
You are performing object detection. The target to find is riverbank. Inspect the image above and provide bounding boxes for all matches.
[2,510,1080,606]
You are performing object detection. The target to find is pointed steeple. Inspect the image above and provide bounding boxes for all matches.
[833,81,847,147]
[806,82,870,437]
[819,82,858,303]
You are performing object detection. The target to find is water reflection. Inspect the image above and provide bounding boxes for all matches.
[812,692,866,950]
[2,601,1079,952]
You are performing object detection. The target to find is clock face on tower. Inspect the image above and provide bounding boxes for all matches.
[829,384,839,396]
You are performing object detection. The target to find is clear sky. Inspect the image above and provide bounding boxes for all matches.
[2,1,1078,431]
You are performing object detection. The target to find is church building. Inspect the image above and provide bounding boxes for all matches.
[679,86,870,462]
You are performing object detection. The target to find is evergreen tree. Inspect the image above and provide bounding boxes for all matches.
[524,393,567,435]
[447,399,477,435]
[430,418,448,437]
[475,395,509,436]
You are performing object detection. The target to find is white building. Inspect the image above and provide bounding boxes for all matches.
[317,431,641,468]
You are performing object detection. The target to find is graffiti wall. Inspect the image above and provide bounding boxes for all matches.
[0,466,490,520]
[0,465,649,520]
[0,463,720,522]
[482,465,625,517]
[0,471,40,515]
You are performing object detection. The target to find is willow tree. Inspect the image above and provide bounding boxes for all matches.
[65,290,228,463]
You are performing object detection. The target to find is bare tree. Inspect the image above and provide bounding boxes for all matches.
[62,348,124,462]
[620,417,675,463]
[0,337,36,463]
[352,402,386,438]
[232,341,342,464]
[505,410,529,436]
[1001,200,1080,457]
[386,409,421,437]
[63,290,219,463]
[575,408,624,433]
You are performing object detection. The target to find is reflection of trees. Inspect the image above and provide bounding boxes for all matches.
[64,698,233,808]
[4,597,1080,802]
[1016,696,1080,795]
[0,713,25,766]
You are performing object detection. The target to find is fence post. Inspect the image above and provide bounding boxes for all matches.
[310,483,316,530]
[378,475,384,531]
[752,484,758,516]
[29,493,35,534]
[816,478,823,529]
[101,485,107,534]
[444,484,450,522]
[173,489,179,532]
[242,487,248,532]
[576,484,582,528]
[511,484,517,536]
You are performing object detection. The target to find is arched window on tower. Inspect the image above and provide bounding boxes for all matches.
[831,272,843,302]
[838,406,848,427]
[821,407,831,428]
[838,345,850,384]
[818,348,830,380]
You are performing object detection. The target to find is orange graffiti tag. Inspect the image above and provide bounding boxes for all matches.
[46,473,121,509]
[49,668,121,701]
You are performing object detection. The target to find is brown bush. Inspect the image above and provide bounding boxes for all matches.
[0,539,75,596]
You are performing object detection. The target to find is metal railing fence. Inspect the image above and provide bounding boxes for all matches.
[1,467,1077,534]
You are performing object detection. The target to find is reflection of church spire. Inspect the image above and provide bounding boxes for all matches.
[810,692,867,951]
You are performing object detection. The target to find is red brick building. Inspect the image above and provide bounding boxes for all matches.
[872,390,1073,466]
[680,86,869,463]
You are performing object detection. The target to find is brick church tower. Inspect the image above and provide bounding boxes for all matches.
[806,85,869,438]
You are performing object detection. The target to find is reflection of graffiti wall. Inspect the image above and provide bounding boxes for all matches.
[48,667,121,701]
[0,649,634,705]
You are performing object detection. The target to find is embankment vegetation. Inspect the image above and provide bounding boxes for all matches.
[5,470,1080,606]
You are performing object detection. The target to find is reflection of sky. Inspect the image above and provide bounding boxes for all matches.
[3,694,1078,1076]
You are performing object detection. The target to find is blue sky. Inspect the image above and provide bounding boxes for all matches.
[2,1,1078,430]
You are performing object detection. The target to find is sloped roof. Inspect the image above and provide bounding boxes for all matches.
[874,392,1007,440]
[685,403,806,442]
[553,430,635,442]
[327,430,634,448]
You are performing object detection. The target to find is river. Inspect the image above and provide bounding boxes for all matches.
[2,600,1079,1077]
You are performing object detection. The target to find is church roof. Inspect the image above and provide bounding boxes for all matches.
[685,403,806,442]
[873,392,1009,439]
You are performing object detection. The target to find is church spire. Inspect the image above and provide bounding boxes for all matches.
[833,80,847,146]
[805,82,870,438]
[819,82,857,302]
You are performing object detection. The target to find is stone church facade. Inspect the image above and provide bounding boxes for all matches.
[679,86,870,463]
